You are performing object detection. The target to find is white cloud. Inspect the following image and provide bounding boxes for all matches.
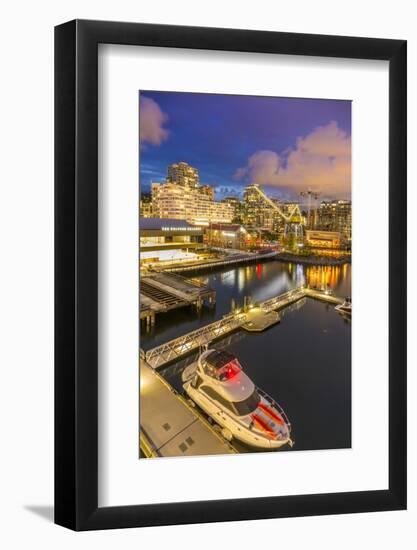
[139,96,169,148]
[235,121,351,198]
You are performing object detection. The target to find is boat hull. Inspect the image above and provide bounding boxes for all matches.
[184,381,291,450]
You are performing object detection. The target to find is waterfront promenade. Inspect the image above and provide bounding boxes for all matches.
[152,249,279,273]
[277,252,351,266]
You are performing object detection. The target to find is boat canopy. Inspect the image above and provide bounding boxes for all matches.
[203,350,241,381]
[205,350,236,369]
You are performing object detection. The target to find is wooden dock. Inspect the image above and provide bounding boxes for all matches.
[140,272,215,328]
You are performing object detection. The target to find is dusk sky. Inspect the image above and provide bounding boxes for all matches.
[139,91,351,202]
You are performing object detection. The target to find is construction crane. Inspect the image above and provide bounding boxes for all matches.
[251,184,303,223]
[250,184,304,240]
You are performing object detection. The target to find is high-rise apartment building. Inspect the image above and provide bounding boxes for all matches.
[140,193,153,218]
[167,162,200,188]
[243,184,293,234]
[243,184,267,227]
[151,182,234,225]
[221,196,243,223]
[200,184,215,201]
[317,200,352,240]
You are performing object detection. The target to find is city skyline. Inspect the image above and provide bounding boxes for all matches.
[139,91,351,202]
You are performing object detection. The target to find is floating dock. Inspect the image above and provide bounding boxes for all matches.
[144,287,344,370]
[242,308,280,332]
[140,361,236,457]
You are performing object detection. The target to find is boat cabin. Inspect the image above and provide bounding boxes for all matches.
[202,350,241,381]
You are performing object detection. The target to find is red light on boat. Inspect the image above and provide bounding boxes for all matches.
[219,360,240,381]
[226,366,237,379]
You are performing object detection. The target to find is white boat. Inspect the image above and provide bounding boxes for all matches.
[335,297,352,316]
[182,348,292,450]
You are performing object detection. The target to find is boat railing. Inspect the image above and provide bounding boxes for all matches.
[257,387,291,429]
[194,385,291,436]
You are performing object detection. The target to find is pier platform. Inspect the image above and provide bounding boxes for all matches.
[140,272,215,328]
[140,361,236,457]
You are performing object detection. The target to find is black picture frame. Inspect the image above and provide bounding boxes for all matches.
[55,19,407,531]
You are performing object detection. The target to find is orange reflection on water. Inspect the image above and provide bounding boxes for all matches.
[305,265,343,291]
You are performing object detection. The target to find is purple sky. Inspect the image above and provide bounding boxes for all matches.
[139,91,351,202]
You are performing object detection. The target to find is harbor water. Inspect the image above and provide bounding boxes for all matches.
[141,260,351,452]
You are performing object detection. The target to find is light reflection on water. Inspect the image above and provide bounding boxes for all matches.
[141,260,351,350]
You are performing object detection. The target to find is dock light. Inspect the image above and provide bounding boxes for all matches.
[140,372,150,392]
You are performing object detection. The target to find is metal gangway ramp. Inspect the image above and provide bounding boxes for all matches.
[145,311,246,370]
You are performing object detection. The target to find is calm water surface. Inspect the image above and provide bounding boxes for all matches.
[142,260,351,452]
[141,260,351,349]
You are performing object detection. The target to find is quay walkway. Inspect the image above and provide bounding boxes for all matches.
[156,249,279,273]
[140,360,236,457]
[144,287,344,370]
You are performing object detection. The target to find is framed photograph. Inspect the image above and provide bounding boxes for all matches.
[55,20,407,530]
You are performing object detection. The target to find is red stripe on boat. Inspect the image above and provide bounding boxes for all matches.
[251,413,277,439]
[258,403,285,425]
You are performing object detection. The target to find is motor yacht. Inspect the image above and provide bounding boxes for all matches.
[335,296,352,316]
[182,348,292,450]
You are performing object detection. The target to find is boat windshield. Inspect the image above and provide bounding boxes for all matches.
[233,389,260,416]
[217,359,241,381]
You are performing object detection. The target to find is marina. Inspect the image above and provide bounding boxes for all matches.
[140,261,351,455]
